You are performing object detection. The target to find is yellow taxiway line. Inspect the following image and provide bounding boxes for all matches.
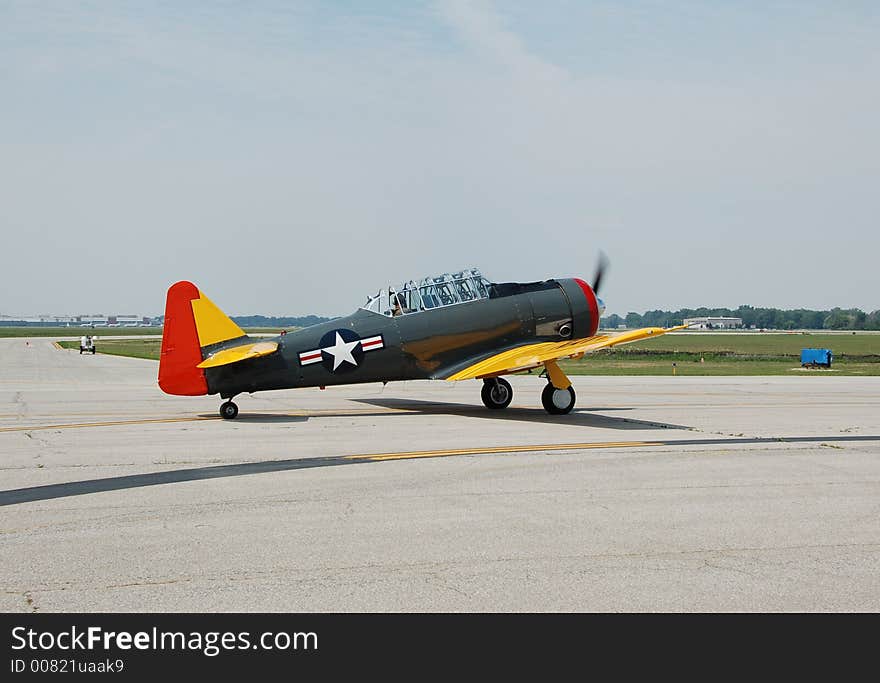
[0,416,220,432]
[347,441,663,461]
[0,407,413,433]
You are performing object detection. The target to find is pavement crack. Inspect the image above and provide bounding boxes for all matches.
[13,391,27,417]
[424,570,470,599]
[104,578,194,590]
[702,558,756,577]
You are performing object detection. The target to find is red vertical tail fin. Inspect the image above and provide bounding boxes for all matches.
[158,281,209,396]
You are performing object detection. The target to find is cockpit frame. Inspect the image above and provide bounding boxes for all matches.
[362,268,491,317]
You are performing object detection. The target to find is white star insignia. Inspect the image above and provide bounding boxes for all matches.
[322,331,360,371]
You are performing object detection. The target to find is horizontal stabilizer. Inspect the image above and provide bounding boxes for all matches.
[197,341,279,369]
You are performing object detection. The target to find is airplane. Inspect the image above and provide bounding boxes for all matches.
[158,261,684,419]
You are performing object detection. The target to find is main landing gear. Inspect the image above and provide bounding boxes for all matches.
[481,377,513,409]
[479,360,577,415]
[219,400,239,420]
[541,383,576,415]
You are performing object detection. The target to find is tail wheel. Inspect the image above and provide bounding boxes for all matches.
[219,401,239,420]
[481,377,513,409]
[542,383,576,414]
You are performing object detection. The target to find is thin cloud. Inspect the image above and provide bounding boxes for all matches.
[1,2,878,316]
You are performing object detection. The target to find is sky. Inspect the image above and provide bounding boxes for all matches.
[2,1,878,317]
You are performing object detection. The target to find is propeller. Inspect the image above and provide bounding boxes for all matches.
[592,251,609,294]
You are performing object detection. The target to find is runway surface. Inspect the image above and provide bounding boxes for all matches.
[1,337,878,611]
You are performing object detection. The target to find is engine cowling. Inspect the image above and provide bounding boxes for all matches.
[558,278,602,339]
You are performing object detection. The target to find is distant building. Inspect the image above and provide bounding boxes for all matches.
[108,315,146,327]
[683,316,743,330]
[0,313,157,327]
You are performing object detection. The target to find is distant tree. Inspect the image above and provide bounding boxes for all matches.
[805,310,825,329]
[602,314,624,328]
[231,315,334,328]
[600,305,874,331]
[644,309,679,327]
[735,305,756,328]
[824,308,851,329]
[625,312,643,328]
[755,309,775,329]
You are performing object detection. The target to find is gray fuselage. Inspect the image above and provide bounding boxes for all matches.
[204,278,598,399]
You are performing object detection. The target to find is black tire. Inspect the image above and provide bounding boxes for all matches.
[219,401,239,420]
[481,378,513,409]
[91,348,96,354]
[79,348,83,354]
[542,383,576,415]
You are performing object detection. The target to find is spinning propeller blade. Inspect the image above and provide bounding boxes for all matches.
[592,251,609,294]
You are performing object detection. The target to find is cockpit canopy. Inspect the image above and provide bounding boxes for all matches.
[362,268,491,317]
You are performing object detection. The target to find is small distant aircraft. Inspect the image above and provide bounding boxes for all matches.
[158,260,683,419]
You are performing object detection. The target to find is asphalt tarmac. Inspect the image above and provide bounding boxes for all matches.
[1,338,878,611]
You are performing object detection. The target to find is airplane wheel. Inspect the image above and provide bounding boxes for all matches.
[219,401,239,420]
[542,383,576,415]
[481,378,513,409]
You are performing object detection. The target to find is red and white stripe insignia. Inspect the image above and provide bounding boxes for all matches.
[359,335,384,351]
[298,350,323,366]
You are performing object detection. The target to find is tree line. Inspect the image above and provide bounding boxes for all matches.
[602,306,880,331]
[230,315,333,328]
[204,308,880,331]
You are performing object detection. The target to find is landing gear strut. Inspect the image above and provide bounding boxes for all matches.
[219,400,239,420]
[481,377,513,409]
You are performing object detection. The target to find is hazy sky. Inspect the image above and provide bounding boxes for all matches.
[2,1,878,317]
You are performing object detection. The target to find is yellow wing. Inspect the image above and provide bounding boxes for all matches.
[196,341,279,369]
[445,326,687,381]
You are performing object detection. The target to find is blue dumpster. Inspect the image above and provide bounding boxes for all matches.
[801,348,832,368]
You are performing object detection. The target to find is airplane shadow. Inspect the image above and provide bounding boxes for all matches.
[0,455,354,507]
[351,398,691,431]
[3,434,879,507]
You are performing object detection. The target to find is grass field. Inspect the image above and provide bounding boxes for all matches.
[55,332,880,376]
[560,331,880,376]
[558,358,880,376]
[58,339,161,360]
[619,332,880,356]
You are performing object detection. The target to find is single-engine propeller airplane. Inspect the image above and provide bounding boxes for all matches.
[158,258,684,419]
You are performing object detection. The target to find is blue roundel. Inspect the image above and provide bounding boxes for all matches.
[318,328,364,374]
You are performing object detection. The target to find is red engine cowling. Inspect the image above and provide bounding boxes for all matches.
[559,278,601,339]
